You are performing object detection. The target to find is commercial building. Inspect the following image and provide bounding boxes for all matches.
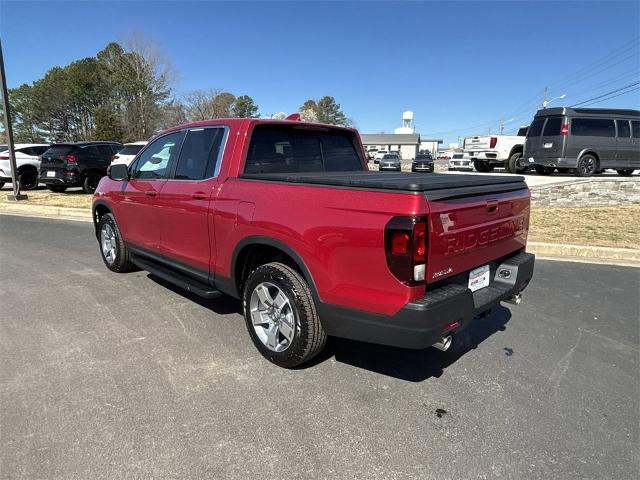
[360,111,442,160]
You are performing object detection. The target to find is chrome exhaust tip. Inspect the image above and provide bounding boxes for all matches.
[505,293,522,305]
[432,335,452,352]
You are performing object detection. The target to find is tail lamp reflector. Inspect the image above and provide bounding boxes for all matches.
[385,216,428,285]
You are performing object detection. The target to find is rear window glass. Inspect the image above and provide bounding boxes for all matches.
[571,118,615,137]
[44,146,74,156]
[120,144,145,156]
[173,128,225,180]
[616,120,631,138]
[517,126,529,136]
[632,121,640,138]
[542,117,562,136]
[528,118,545,137]
[452,154,463,159]
[97,145,114,156]
[244,126,362,174]
[415,154,432,160]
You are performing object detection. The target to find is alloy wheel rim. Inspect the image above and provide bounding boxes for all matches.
[581,157,595,174]
[249,282,295,352]
[100,224,117,264]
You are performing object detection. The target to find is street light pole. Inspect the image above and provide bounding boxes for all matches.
[0,39,27,201]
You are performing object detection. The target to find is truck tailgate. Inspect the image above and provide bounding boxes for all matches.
[426,188,529,284]
[465,136,492,151]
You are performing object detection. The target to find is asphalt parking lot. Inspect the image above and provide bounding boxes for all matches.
[1,214,638,479]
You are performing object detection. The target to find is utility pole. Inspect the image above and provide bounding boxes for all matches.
[0,39,26,201]
[500,118,504,135]
[541,86,549,109]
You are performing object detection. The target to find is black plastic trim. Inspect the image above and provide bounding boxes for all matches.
[127,243,211,286]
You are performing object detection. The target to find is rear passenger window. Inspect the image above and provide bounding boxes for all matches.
[542,117,562,136]
[320,134,362,171]
[632,121,640,138]
[571,118,615,137]
[97,145,114,156]
[616,120,631,137]
[172,128,225,180]
[527,118,545,137]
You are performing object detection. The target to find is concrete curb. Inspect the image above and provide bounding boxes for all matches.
[528,241,640,264]
[0,203,92,221]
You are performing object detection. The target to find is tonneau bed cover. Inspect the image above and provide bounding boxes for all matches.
[241,171,527,200]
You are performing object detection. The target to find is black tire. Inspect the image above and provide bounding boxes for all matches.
[576,154,598,177]
[18,169,39,190]
[242,262,327,368]
[83,173,101,194]
[507,152,527,174]
[556,168,572,174]
[616,169,634,176]
[473,159,494,172]
[46,185,67,193]
[534,165,555,175]
[97,213,136,273]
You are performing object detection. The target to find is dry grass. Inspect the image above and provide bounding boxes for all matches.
[529,205,640,249]
[0,187,92,209]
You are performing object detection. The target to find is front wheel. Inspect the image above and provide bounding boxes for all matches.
[243,262,327,368]
[83,173,102,194]
[616,169,634,176]
[507,152,527,174]
[98,213,136,273]
[473,159,494,172]
[534,165,555,175]
[576,155,597,177]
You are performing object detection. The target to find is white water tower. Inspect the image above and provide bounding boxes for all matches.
[394,111,415,134]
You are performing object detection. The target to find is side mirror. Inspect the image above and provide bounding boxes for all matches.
[109,163,129,181]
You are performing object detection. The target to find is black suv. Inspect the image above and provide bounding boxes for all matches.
[411,153,434,172]
[39,142,123,193]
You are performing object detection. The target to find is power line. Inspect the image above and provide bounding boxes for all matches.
[570,81,640,107]
[576,86,640,107]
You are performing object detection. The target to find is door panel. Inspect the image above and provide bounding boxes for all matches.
[615,120,633,169]
[117,131,184,251]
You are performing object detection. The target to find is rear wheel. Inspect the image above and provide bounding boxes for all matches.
[46,185,67,193]
[616,169,634,176]
[83,173,101,194]
[534,165,555,175]
[473,159,494,172]
[243,262,327,368]
[98,213,136,273]
[576,154,598,177]
[507,152,527,174]
[18,169,38,190]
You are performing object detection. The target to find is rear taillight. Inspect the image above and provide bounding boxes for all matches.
[64,155,78,163]
[0,154,8,160]
[561,123,569,136]
[490,137,497,148]
[385,216,428,285]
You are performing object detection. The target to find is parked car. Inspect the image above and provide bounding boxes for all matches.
[411,153,434,172]
[93,118,535,368]
[524,107,639,177]
[111,141,147,166]
[379,153,402,171]
[448,152,473,171]
[39,141,123,193]
[374,149,389,161]
[0,143,50,190]
[464,127,529,174]
[437,151,451,160]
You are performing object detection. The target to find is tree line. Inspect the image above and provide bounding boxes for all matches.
[1,36,351,144]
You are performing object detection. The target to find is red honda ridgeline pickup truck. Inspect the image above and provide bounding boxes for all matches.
[93,118,534,367]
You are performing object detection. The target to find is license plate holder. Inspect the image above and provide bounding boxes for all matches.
[468,264,490,292]
[46,170,56,177]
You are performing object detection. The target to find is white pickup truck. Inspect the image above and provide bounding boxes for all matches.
[464,126,529,173]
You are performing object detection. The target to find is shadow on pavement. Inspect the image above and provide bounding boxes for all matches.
[314,305,513,382]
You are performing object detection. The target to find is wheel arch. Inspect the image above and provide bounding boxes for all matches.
[578,149,600,164]
[228,236,319,301]
[92,200,113,238]
[508,145,524,158]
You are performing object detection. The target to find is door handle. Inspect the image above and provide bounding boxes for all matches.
[192,192,207,200]
[145,190,157,197]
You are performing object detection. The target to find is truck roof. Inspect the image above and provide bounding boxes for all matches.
[160,118,358,137]
[534,107,640,118]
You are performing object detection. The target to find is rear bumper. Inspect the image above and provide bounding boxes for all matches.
[527,156,577,168]
[319,251,535,349]
[448,165,473,171]
[412,165,434,172]
[468,151,504,162]
[39,176,82,187]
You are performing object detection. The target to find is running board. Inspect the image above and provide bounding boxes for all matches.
[131,255,222,299]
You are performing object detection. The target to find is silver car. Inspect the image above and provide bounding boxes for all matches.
[379,154,402,171]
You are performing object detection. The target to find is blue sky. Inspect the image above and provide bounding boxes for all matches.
[2,0,639,144]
